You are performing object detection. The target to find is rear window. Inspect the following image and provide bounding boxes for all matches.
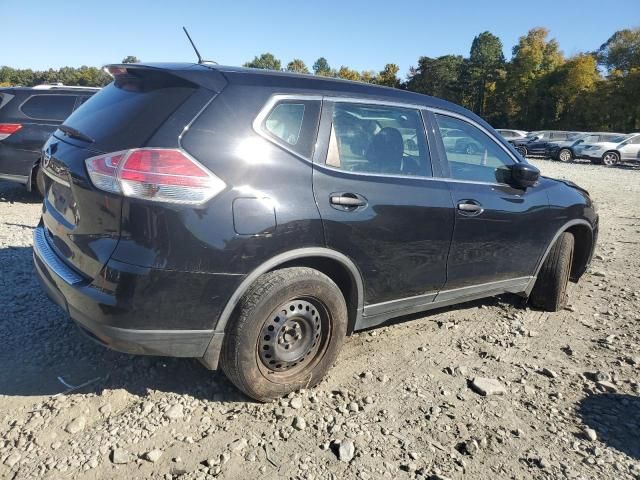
[21,95,76,121]
[61,74,196,152]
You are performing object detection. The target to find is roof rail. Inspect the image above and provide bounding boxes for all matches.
[32,84,101,91]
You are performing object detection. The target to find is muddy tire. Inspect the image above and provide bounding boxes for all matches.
[529,232,575,312]
[221,267,347,402]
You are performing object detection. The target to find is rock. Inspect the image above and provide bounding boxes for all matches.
[470,377,506,396]
[293,416,306,430]
[230,438,248,453]
[143,449,163,463]
[289,397,303,410]
[337,439,355,463]
[524,385,536,395]
[4,452,20,468]
[65,416,86,434]
[165,404,184,419]
[583,427,597,441]
[111,449,130,464]
[348,402,360,412]
[596,380,617,392]
[539,368,558,379]
[592,270,606,277]
[364,396,374,405]
[461,439,480,456]
[99,404,112,416]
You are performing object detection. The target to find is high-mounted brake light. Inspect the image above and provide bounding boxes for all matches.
[85,148,225,205]
[0,123,22,140]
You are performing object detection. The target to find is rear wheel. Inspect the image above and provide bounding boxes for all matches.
[516,146,527,157]
[529,232,574,312]
[601,151,620,166]
[221,267,347,402]
[558,148,573,163]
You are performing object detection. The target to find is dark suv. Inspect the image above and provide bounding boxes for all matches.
[33,63,598,401]
[0,85,98,195]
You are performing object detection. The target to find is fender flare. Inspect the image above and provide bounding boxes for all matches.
[525,218,593,295]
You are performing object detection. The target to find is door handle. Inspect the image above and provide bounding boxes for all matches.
[457,200,484,216]
[330,193,367,210]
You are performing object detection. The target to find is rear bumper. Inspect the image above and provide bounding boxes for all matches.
[33,225,233,361]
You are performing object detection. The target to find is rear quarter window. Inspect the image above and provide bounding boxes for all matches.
[20,94,76,121]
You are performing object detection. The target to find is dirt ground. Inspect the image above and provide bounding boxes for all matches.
[1,159,639,480]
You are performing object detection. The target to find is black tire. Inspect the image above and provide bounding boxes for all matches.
[221,267,347,402]
[601,151,620,166]
[557,148,573,163]
[529,232,574,312]
[35,166,46,197]
[516,146,527,157]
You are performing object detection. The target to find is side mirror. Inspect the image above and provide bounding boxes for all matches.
[510,162,540,189]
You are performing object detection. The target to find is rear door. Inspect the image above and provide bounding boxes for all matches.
[312,99,454,316]
[429,111,551,291]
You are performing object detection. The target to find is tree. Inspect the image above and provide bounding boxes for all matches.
[375,63,400,88]
[406,55,466,104]
[243,53,281,71]
[121,56,140,64]
[505,27,564,128]
[312,57,331,76]
[467,32,505,116]
[598,28,640,74]
[337,66,361,81]
[286,59,309,74]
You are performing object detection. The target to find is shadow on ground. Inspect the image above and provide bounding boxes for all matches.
[0,181,42,204]
[0,244,246,403]
[577,393,640,460]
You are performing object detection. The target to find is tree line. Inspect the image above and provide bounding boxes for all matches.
[1,28,638,131]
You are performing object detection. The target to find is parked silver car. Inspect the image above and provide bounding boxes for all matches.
[576,133,640,165]
[496,129,528,140]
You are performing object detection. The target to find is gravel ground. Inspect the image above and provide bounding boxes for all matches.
[1,159,639,480]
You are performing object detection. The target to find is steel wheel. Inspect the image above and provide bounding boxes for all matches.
[602,151,619,166]
[558,148,572,162]
[258,298,327,375]
[516,146,527,157]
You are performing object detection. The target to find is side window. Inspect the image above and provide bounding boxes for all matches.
[20,95,76,121]
[326,102,431,177]
[629,136,640,145]
[434,114,515,184]
[259,99,321,158]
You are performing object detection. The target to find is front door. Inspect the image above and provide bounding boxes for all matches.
[430,112,552,291]
[312,100,454,316]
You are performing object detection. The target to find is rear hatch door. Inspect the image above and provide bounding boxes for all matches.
[40,64,223,279]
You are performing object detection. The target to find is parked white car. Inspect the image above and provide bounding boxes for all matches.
[576,133,640,166]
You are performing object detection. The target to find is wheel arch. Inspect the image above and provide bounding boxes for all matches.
[214,247,364,336]
[529,219,594,293]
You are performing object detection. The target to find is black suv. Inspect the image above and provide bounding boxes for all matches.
[510,131,583,157]
[0,85,98,195]
[33,63,598,401]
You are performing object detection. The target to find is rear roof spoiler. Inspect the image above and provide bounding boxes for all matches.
[104,63,228,93]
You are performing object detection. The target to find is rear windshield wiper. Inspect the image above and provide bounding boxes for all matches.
[58,125,94,144]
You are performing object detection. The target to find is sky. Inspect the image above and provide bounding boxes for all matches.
[2,0,638,76]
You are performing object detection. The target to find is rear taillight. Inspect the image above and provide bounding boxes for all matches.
[0,123,22,140]
[85,148,225,205]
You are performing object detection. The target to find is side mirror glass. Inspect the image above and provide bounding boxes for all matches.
[509,162,540,189]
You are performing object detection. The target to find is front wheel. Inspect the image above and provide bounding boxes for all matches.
[221,267,347,402]
[34,166,46,197]
[558,148,573,163]
[601,151,620,166]
[529,232,574,312]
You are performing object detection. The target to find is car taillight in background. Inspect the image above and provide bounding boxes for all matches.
[85,148,225,205]
[0,123,22,140]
